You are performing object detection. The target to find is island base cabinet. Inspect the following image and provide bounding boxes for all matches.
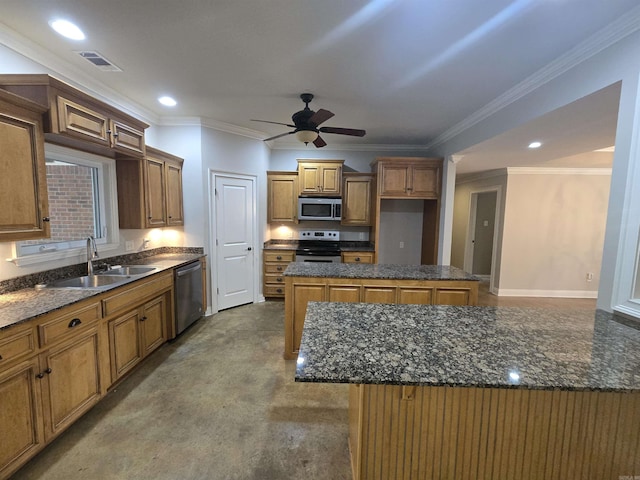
[349,384,640,480]
[0,359,44,480]
[285,280,326,360]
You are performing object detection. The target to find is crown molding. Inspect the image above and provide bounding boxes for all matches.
[0,23,160,125]
[456,168,508,185]
[426,5,640,151]
[506,167,612,176]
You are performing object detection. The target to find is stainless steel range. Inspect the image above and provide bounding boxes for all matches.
[295,230,341,263]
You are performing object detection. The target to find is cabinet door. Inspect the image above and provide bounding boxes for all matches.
[285,281,326,359]
[362,285,397,303]
[410,164,440,198]
[56,95,110,146]
[0,99,49,241]
[327,283,361,302]
[398,286,433,305]
[110,119,145,156]
[0,358,44,479]
[267,173,298,223]
[140,295,167,357]
[379,164,409,196]
[342,175,372,225]
[108,310,142,383]
[434,288,472,306]
[298,163,321,194]
[165,161,184,226]
[144,157,167,227]
[40,330,101,441]
[319,165,342,195]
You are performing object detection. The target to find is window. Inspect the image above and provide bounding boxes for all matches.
[15,144,119,262]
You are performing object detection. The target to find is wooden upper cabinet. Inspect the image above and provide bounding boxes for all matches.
[0,74,148,158]
[342,173,373,226]
[297,160,343,195]
[116,147,184,229]
[372,157,442,198]
[267,171,298,223]
[0,89,50,241]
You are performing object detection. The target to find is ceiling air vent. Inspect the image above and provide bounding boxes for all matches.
[75,51,122,72]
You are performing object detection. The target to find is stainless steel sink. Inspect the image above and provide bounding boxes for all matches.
[97,265,159,276]
[36,274,130,290]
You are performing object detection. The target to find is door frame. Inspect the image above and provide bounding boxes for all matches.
[208,170,260,314]
[464,186,502,294]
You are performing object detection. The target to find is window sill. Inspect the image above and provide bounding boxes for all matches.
[6,242,120,267]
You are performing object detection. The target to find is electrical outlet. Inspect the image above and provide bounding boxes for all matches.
[399,241,405,249]
[125,241,134,251]
[586,272,593,281]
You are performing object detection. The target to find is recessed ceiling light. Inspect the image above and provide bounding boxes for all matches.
[49,19,85,41]
[158,96,177,107]
[528,141,542,149]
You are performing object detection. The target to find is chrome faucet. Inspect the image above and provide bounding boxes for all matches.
[87,236,99,275]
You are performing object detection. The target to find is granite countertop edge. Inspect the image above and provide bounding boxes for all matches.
[284,263,480,281]
[0,253,205,331]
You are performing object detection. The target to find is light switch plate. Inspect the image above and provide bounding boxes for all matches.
[125,241,134,251]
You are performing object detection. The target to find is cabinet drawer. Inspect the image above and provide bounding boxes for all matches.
[0,326,37,367]
[38,302,101,347]
[264,284,286,297]
[102,273,173,317]
[342,252,374,263]
[56,95,110,145]
[264,263,289,274]
[264,251,295,262]
[264,273,286,285]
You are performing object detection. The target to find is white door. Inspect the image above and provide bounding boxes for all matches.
[215,175,255,310]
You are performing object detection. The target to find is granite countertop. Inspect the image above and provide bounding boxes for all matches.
[295,302,640,392]
[0,253,203,331]
[284,263,479,281]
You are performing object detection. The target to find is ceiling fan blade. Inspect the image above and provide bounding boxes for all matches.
[309,108,334,126]
[319,126,366,137]
[251,119,296,128]
[263,131,294,142]
[313,135,327,148]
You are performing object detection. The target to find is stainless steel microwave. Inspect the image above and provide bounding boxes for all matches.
[298,197,342,221]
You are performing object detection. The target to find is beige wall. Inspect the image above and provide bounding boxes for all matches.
[453,168,611,297]
[500,170,610,296]
[452,171,508,289]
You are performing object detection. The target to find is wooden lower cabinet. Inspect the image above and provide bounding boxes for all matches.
[341,251,374,264]
[39,329,101,442]
[284,277,478,359]
[0,358,44,480]
[263,249,295,298]
[108,292,169,384]
[349,384,640,480]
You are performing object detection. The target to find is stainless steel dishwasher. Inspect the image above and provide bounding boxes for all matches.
[175,260,204,335]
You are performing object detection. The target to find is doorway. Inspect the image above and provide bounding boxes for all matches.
[464,188,500,293]
[210,172,258,311]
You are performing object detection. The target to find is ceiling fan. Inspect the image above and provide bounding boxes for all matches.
[252,93,366,148]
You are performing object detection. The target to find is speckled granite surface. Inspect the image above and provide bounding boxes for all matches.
[295,302,640,392]
[0,252,204,331]
[284,263,479,280]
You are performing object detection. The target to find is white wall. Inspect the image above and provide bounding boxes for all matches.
[378,199,424,264]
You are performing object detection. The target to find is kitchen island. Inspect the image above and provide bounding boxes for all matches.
[283,263,479,359]
[296,302,640,480]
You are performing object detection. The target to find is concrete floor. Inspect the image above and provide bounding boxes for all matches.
[13,301,352,480]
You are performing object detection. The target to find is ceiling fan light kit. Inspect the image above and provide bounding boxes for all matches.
[252,93,365,148]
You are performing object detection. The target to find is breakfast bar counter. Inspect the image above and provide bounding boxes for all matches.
[283,263,480,360]
[296,302,640,479]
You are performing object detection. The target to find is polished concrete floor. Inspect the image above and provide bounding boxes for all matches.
[13,287,597,480]
[13,301,352,480]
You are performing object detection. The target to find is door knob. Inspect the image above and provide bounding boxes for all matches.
[247,247,252,251]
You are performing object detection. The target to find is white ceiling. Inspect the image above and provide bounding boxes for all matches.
[0,0,636,172]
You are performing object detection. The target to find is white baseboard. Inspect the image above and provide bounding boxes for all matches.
[495,288,598,298]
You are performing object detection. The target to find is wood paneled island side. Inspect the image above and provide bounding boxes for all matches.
[296,302,640,480]
[283,263,479,360]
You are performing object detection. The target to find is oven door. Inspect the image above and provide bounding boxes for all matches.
[295,253,342,263]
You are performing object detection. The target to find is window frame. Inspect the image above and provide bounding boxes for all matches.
[10,143,120,266]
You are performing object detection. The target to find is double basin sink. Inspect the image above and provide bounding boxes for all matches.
[36,265,160,291]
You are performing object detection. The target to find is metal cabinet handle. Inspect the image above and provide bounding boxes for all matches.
[43,217,50,222]
[106,129,112,134]
[68,318,82,328]
[355,257,361,262]
[276,277,283,282]
[44,368,52,375]
[276,266,283,271]
[36,372,44,379]
[0,354,3,361]
[276,255,282,260]
[36,368,52,379]
[276,288,283,294]
[140,316,147,322]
